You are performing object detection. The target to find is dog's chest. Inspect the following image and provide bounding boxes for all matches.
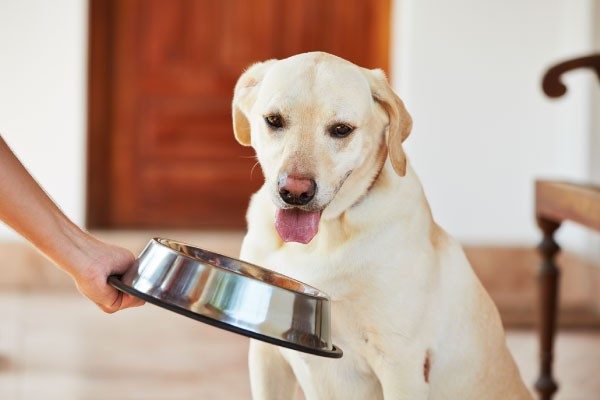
[280,345,383,400]
[262,246,406,399]
[278,297,404,400]
[262,236,388,298]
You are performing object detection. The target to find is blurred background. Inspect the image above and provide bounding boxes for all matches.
[0,0,599,399]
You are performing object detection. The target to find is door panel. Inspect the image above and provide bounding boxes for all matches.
[87,0,391,228]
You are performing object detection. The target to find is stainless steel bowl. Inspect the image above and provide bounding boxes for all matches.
[109,238,342,358]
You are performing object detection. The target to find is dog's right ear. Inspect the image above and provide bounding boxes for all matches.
[362,68,412,177]
[232,60,277,146]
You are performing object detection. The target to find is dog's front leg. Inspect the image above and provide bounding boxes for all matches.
[249,339,297,400]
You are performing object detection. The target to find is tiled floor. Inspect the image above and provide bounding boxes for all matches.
[0,290,249,400]
[0,291,599,400]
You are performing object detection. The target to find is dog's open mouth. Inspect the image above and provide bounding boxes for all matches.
[275,208,321,244]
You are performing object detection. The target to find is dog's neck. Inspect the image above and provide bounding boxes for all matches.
[322,135,432,223]
[317,153,435,247]
[321,136,388,221]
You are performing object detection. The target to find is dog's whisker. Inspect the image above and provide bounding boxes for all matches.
[250,161,260,179]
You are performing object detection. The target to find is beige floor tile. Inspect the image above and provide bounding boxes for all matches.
[0,293,22,399]
[1,292,250,400]
[507,330,600,400]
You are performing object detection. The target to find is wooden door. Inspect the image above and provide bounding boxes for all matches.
[87,0,391,229]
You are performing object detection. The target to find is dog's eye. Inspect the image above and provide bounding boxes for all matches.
[329,123,354,138]
[265,114,284,129]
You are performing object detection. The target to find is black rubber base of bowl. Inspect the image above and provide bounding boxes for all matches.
[108,275,343,359]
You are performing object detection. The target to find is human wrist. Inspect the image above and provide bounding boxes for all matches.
[41,215,96,278]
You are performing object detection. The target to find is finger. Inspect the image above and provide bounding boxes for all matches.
[76,283,118,314]
[120,293,145,309]
[96,290,123,314]
[97,302,117,314]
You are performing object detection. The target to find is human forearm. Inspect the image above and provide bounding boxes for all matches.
[0,136,86,273]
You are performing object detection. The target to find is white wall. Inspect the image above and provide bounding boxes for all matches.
[392,0,598,251]
[589,0,600,260]
[592,0,600,185]
[0,0,87,240]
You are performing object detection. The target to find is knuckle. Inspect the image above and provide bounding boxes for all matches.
[98,303,116,314]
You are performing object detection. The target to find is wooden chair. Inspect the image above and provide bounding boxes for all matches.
[535,54,600,400]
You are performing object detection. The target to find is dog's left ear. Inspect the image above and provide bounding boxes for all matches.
[363,68,412,177]
[232,60,277,146]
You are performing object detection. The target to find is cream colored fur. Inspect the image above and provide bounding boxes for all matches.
[233,52,532,400]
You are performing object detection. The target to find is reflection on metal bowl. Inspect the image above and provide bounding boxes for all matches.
[109,238,342,358]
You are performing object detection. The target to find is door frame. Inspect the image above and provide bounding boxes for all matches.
[86,0,114,228]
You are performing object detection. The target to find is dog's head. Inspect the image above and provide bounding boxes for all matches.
[232,52,412,244]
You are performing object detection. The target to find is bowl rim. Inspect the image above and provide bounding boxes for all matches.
[151,237,330,300]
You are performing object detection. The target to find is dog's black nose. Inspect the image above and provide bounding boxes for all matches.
[278,175,317,205]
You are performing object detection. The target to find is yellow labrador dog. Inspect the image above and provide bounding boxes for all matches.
[232,52,531,400]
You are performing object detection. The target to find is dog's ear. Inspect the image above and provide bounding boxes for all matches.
[232,60,277,146]
[363,68,412,177]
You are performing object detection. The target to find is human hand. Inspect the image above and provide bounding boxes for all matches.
[66,233,145,313]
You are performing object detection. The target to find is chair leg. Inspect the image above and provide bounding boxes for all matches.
[534,217,561,400]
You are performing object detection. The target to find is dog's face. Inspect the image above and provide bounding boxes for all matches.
[233,52,412,244]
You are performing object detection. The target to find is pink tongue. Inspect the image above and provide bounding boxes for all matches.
[275,208,321,244]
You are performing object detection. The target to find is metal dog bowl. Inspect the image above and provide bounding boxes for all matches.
[109,238,342,358]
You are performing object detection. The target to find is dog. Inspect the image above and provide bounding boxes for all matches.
[232,52,532,400]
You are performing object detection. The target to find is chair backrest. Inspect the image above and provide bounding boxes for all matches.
[541,54,600,98]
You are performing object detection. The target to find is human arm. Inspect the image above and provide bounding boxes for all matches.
[0,135,142,312]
